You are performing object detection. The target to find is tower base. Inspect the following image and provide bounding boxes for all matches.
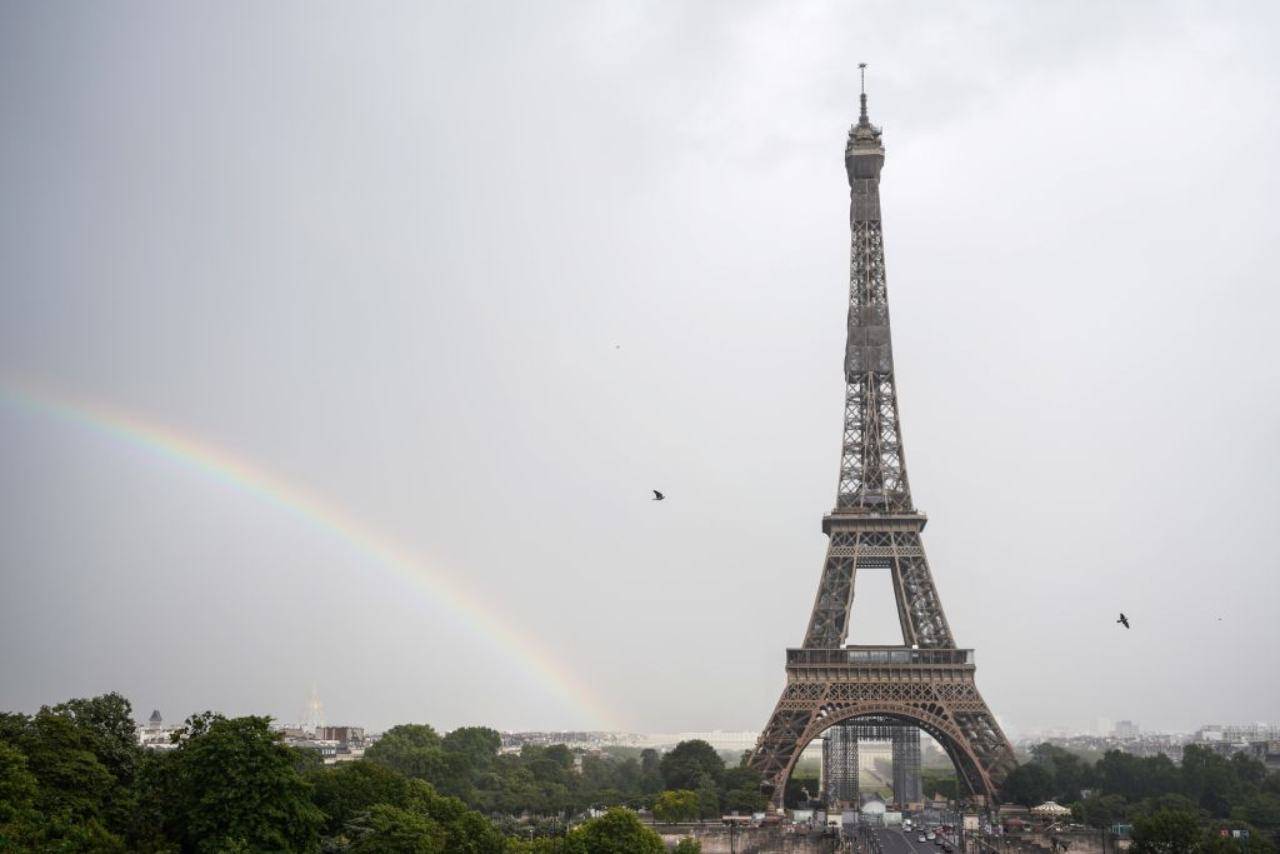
[750,649,1015,808]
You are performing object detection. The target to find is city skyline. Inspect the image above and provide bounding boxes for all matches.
[3,2,1280,736]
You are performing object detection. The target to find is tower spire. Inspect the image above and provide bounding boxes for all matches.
[858,62,869,125]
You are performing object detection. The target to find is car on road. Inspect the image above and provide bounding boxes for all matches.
[926,832,936,841]
[918,836,928,843]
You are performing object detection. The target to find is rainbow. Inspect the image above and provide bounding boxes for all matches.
[0,377,624,730]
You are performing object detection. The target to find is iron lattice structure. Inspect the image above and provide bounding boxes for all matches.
[749,83,1016,809]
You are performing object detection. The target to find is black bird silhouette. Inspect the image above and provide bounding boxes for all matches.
[652,490,665,501]
[1117,612,1130,629]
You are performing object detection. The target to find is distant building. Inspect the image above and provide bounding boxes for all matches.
[290,740,339,762]
[1194,724,1280,743]
[499,731,636,752]
[268,721,366,765]
[634,731,761,753]
[137,709,178,751]
[1114,721,1140,739]
[315,726,366,746]
[1246,741,1280,772]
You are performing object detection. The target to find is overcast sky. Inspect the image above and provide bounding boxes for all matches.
[2,1,1279,737]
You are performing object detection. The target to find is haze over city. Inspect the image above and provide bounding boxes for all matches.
[2,0,1279,739]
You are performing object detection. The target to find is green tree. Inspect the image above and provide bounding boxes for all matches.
[720,765,765,814]
[1030,743,1091,802]
[4,707,127,850]
[1095,751,1181,803]
[660,741,724,791]
[127,748,180,853]
[1078,793,1129,829]
[674,838,702,854]
[30,693,143,839]
[403,779,508,854]
[46,693,139,787]
[569,807,663,854]
[0,742,37,821]
[443,728,500,768]
[346,804,446,853]
[922,768,959,801]
[367,724,449,781]
[432,728,501,804]
[309,760,413,835]
[1003,762,1055,807]
[0,742,41,848]
[639,749,663,795]
[1131,808,1201,854]
[696,773,720,819]
[1182,747,1243,819]
[166,714,323,852]
[1131,794,1201,820]
[653,790,700,823]
[1242,791,1280,831]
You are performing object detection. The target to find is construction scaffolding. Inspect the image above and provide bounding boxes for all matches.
[823,724,860,805]
[821,716,922,808]
[892,724,923,805]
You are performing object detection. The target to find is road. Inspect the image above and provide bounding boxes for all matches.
[874,828,950,854]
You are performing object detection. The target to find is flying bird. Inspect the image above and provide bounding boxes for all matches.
[1117,612,1130,629]
[652,490,665,501]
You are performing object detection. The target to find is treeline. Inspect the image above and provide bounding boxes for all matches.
[0,692,754,851]
[1003,743,1280,852]
[363,722,765,822]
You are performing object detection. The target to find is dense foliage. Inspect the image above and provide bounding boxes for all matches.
[362,725,764,820]
[1002,743,1280,854]
[0,693,753,851]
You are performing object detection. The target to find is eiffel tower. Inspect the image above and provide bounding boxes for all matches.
[749,69,1016,808]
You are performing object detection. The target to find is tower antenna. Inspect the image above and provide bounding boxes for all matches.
[858,62,869,123]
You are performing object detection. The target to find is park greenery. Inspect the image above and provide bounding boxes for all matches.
[1001,743,1280,854]
[5,691,1277,854]
[0,692,755,851]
